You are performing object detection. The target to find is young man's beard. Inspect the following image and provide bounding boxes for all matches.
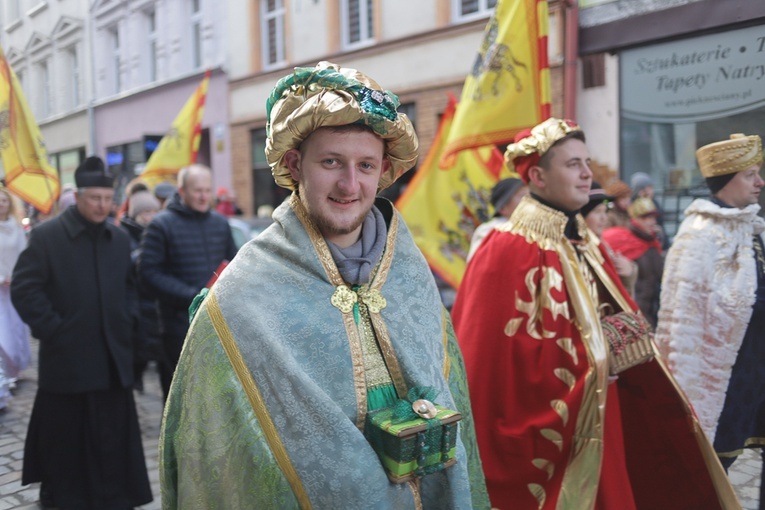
[299,192,370,239]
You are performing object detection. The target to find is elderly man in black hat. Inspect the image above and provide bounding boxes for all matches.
[466,177,528,261]
[11,156,153,509]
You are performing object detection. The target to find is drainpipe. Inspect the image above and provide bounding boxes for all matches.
[563,0,579,120]
[86,1,97,155]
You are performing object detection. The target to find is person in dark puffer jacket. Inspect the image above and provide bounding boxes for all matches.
[138,164,237,400]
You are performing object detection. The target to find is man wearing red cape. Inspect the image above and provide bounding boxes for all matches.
[451,118,740,510]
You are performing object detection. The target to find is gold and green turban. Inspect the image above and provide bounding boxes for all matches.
[265,61,419,191]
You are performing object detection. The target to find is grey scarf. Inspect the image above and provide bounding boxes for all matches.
[327,206,387,285]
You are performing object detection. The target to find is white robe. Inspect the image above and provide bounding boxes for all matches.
[0,218,29,407]
[655,198,764,441]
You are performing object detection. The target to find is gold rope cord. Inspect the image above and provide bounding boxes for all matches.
[207,292,313,510]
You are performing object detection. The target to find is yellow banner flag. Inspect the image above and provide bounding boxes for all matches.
[141,69,210,187]
[0,45,60,214]
[397,96,511,289]
[441,0,550,166]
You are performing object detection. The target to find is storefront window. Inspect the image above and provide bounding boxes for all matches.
[620,23,765,238]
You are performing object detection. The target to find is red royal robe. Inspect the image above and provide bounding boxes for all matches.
[452,196,739,510]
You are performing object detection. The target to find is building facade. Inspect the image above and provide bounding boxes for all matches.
[1,0,91,188]
[578,0,765,237]
[1,0,231,202]
[227,0,570,215]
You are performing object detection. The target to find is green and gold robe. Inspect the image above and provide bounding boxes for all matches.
[159,195,489,509]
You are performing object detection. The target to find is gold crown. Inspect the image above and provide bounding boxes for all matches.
[504,118,582,168]
[695,134,763,178]
[628,197,657,219]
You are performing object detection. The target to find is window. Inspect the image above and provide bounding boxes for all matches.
[251,128,290,212]
[147,10,158,82]
[6,0,21,21]
[582,53,605,89]
[68,47,80,108]
[15,69,25,97]
[111,27,121,93]
[191,0,202,69]
[38,59,51,117]
[453,0,497,21]
[341,0,374,48]
[261,0,285,68]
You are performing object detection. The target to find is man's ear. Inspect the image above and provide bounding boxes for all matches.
[381,158,392,177]
[284,149,301,183]
[527,165,546,189]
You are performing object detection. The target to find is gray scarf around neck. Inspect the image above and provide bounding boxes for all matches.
[327,206,387,285]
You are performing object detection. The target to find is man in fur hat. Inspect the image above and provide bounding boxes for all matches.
[452,118,737,510]
[11,156,152,509]
[159,62,488,509]
[656,133,765,506]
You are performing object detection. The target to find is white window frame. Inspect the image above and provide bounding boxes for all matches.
[146,9,158,82]
[15,69,25,97]
[341,0,374,50]
[110,26,121,94]
[260,0,286,69]
[190,0,202,69]
[37,59,51,118]
[68,46,80,108]
[452,0,497,23]
[6,0,21,22]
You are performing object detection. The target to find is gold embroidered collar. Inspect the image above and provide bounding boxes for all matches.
[499,195,592,248]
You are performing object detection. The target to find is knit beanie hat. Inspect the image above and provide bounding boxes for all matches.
[129,191,161,218]
[630,172,654,195]
[153,182,177,200]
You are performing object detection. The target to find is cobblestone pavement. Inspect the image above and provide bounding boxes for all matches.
[1,340,762,509]
[0,340,162,510]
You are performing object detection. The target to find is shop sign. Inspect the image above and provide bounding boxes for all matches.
[621,24,765,122]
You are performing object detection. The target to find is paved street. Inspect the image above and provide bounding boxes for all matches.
[0,340,162,510]
[1,340,763,509]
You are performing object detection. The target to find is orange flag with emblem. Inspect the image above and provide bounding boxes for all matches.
[141,70,210,187]
[0,45,60,214]
[440,0,550,166]
[397,96,512,289]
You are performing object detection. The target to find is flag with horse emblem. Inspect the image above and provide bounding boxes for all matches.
[397,95,511,289]
[141,69,210,187]
[441,0,550,166]
[0,45,60,214]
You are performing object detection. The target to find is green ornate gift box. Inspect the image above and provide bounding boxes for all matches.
[365,400,462,484]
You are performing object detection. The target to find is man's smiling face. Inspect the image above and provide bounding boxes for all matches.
[285,126,390,248]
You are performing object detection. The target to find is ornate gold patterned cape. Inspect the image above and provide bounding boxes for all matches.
[453,196,739,510]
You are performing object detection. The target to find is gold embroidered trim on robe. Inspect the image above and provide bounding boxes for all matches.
[207,291,313,510]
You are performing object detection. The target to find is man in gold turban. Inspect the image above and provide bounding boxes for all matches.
[452,118,738,509]
[159,62,489,509]
[656,133,765,504]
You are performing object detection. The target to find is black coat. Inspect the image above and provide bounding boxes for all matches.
[11,206,137,393]
[138,193,236,340]
[120,217,163,360]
